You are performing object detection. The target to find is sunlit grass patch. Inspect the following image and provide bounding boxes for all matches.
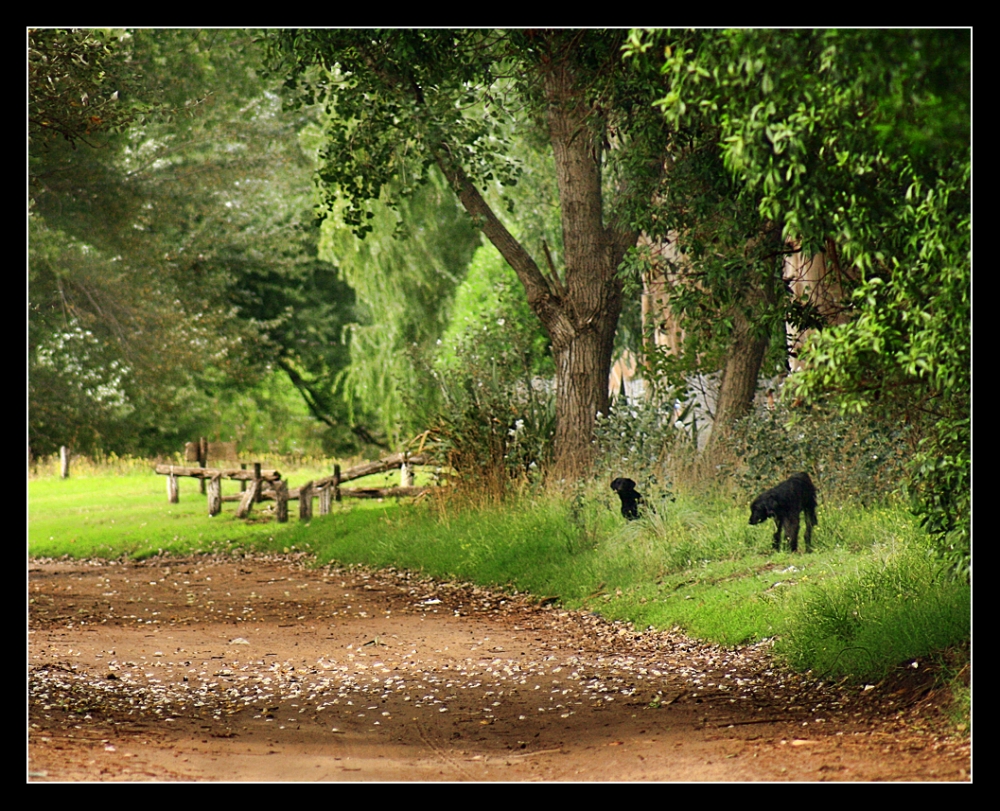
[775,541,971,680]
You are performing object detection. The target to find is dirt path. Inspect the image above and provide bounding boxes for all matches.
[28,554,970,782]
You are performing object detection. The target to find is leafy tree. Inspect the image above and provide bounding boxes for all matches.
[29,28,161,148]
[262,29,670,475]
[30,29,374,457]
[629,28,970,571]
[28,208,229,456]
[615,122,798,453]
[437,242,553,378]
[219,211,369,453]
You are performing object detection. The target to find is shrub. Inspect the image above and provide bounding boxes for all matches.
[427,307,555,496]
[724,399,912,506]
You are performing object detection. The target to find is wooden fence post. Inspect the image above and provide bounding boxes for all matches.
[401,456,414,487]
[241,462,247,492]
[299,480,313,521]
[167,471,179,504]
[236,478,260,519]
[60,446,71,479]
[253,463,262,502]
[199,436,207,495]
[207,474,222,517]
[319,484,332,515]
[275,480,289,523]
[334,464,341,502]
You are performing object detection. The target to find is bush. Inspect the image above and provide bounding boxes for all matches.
[592,395,689,507]
[724,399,912,505]
[427,308,555,496]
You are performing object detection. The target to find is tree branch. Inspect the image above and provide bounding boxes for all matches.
[433,147,576,346]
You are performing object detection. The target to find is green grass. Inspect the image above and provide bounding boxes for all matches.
[775,541,972,680]
[29,463,970,699]
[27,459,429,560]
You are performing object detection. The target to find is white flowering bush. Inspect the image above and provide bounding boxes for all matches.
[34,322,132,413]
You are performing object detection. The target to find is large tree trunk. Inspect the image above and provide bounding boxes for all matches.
[543,54,630,474]
[436,41,635,476]
[709,291,771,449]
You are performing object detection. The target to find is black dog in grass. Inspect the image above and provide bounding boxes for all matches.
[749,471,818,553]
[611,477,645,520]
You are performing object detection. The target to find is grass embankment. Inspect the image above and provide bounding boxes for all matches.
[28,460,970,710]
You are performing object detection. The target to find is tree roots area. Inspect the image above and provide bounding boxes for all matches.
[28,554,970,782]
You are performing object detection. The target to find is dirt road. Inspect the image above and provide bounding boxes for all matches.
[28,554,970,782]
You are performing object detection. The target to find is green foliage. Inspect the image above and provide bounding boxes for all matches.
[629,28,970,574]
[262,30,520,237]
[437,244,552,376]
[29,29,373,458]
[28,216,231,457]
[319,167,482,446]
[428,310,555,491]
[786,166,970,573]
[644,29,969,256]
[726,400,912,507]
[263,29,682,473]
[611,67,801,431]
[29,28,163,148]
[199,369,341,457]
[593,396,685,500]
[222,215,363,453]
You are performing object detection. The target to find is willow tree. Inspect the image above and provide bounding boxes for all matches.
[263,29,668,475]
[319,166,482,448]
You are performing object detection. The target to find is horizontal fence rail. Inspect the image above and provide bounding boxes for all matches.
[154,464,281,481]
[154,452,437,522]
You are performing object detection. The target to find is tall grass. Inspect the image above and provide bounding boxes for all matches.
[29,452,157,479]
[776,541,972,680]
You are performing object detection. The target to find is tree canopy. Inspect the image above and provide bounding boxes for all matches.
[29,28,161,148]
[29,29,367,457]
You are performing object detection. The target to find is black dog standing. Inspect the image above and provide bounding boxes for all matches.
[749,471,818,553]
[611,477,644,520]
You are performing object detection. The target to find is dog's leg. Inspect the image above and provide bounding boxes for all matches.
[772,518,782,552]
[804,509,816,552]
[785,513,801,553]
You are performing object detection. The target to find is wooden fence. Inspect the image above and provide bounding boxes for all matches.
[154,452,434,522]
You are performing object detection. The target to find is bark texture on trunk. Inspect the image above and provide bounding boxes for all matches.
[543,56,623,473]
[711,298,771,443]
[434,42,635,476]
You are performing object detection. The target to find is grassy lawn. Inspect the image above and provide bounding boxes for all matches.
[27,459,424,560]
